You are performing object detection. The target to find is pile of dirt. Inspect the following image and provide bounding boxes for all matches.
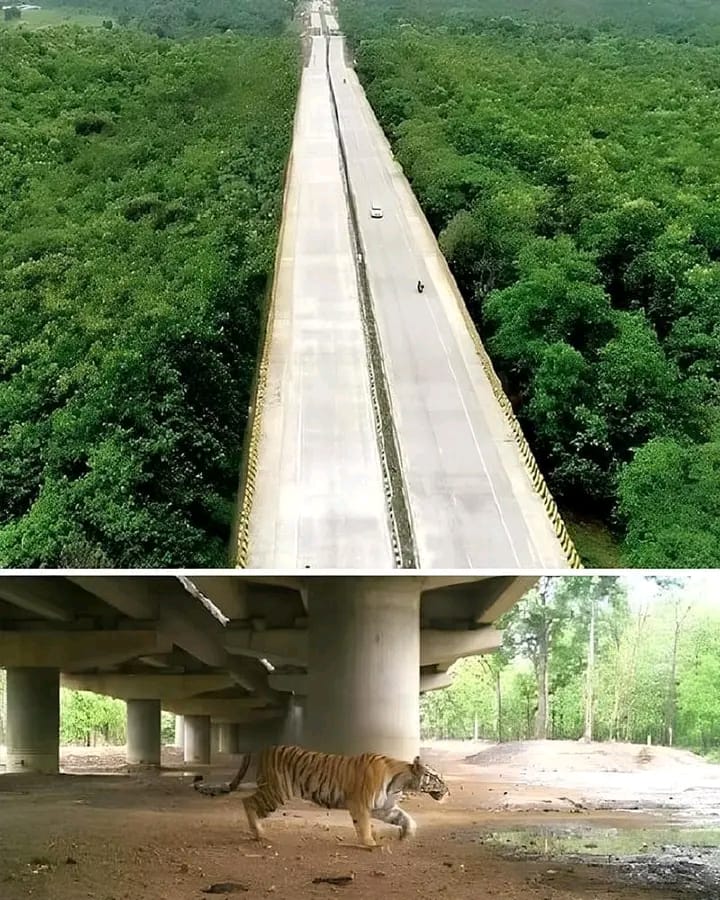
[464,740,710,773]
[59,745,187,773]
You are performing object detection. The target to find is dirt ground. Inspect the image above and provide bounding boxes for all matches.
[1,740,718,900]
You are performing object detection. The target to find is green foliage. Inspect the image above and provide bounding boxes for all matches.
[341,0,720,44]
[422,578,720,751]
[0,28,298,566]
[45,0,295,38]
[420,655,534,742]
[342,1,720,563]
[618,437,720,567]
[161,711,176,744]
[562,513,623,569]
[60,688,126,745]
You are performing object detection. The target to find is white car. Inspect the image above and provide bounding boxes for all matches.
[370,205,383,219]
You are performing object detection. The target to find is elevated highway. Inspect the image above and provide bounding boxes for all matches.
[236,5,579,569]
[0,574,536,770]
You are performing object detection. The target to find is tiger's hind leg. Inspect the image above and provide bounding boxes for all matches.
[372,805,417,840]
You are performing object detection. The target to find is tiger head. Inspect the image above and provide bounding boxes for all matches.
[410,757,450,802]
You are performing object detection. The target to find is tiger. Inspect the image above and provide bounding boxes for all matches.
[192,744,449,848]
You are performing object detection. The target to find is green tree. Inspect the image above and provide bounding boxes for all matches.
[60,690,126,746]
[618,438,720,567]
[595,312,706,461]
[677,614,720,750]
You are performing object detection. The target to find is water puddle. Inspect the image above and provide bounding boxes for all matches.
[483,821,720,896]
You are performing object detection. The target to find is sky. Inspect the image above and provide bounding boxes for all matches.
[620,572,720,613]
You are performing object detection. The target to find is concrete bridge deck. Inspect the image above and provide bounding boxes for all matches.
[237,7,578,570]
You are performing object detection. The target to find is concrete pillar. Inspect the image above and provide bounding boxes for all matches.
[126,699,161,766]
[307,578,421,759]
[174,715,184,749]
[281,696,305,746]
[218,723,239,755]
[184,714,211,764]
[236,718,286,752]
[210,722,221,755]
[6,668,60,774]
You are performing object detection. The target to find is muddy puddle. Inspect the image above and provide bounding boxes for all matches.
[482,819,720,896]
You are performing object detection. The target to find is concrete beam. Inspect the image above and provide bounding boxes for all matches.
[269,670,453,694]
[161,698,282,721]
[158,600,229,669]
[226,625,501,668]
[61,673,234,701]
[268,672,306,694]
[224,657,276,699]
[224,628,307,665]
[474,576,538,623]
[0,630,172,669]
[419,576,491,591]
[66,576,157,618]
[0,579,74,622]
[68,576,235,671]
[419,671,454,692]
[187,577,248,620]
[421,627,501,666]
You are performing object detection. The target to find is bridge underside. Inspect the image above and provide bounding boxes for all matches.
[0,574,536,771]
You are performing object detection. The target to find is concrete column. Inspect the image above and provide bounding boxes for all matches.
[218,723,239,755]
[126,699,161,766]
[281,696,305,746]
[307,578,421,759]
[210,722,221,755]
[184,714,211,764]
[6,668,60,774]
[174,715,185,749]
[236,718,286,752]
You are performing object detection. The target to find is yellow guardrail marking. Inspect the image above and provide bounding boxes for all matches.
[447,266,583,569]
[234,146,294,568]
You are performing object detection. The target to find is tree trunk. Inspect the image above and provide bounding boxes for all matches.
[583,587,596,742]
[534,579,551,740]
[664,598,691,745]
[622,606,649,742]
[536,647,549,739]
[495,670,503,742]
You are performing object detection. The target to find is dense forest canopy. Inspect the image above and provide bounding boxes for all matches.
[340,0,720,566]
[44,0,297,37]
[0,19,298,565]
[421,576,720,755]
[341,0,720,43]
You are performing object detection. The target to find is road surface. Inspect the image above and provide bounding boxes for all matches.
[244,35,394,569]
[328,35,570,568]
[240,15,574,569]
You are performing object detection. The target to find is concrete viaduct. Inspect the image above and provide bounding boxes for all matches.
[0,575,537,773]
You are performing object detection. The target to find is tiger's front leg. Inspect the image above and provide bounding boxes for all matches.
[243,790,278,841]
[371,805,417,840]
[346,803,378,850]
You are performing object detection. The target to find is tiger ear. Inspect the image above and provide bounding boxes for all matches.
[411,755,423,774]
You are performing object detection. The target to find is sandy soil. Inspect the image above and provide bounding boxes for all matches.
[1,741,717,900]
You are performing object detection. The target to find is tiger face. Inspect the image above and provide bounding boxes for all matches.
[410,757,449,802]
